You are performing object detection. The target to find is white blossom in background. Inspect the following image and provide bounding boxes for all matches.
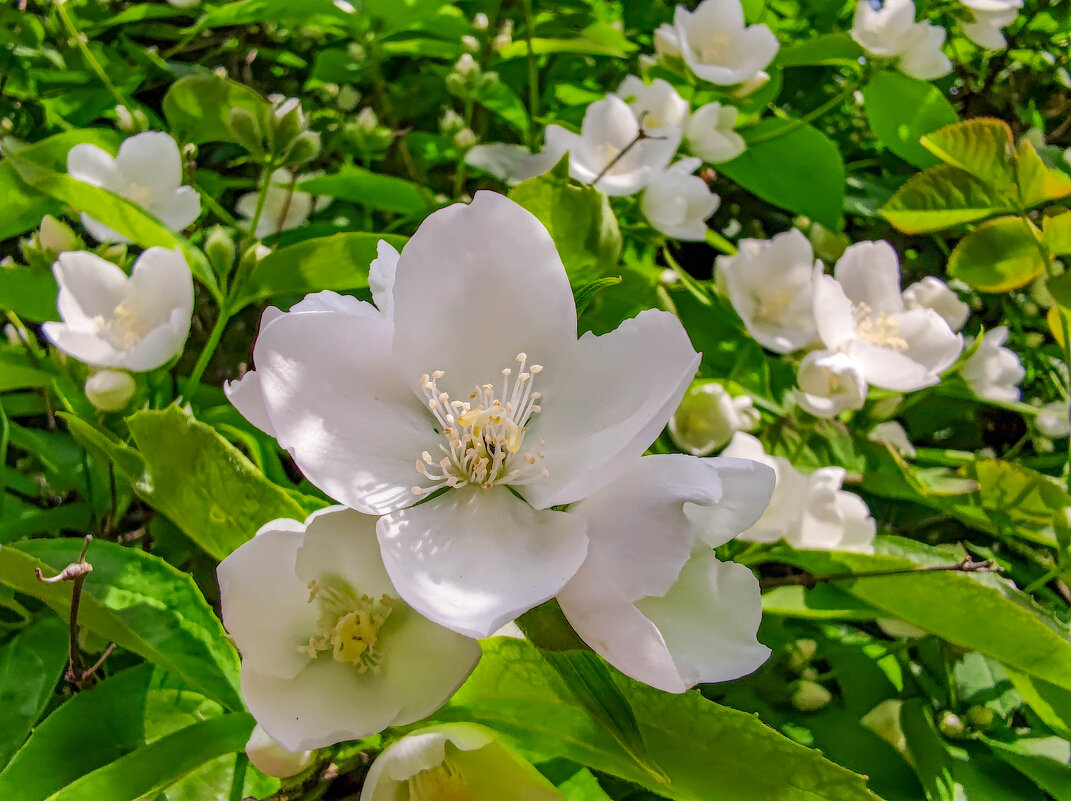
[227,192,702,639]
[868,421,917,458]
[67,131,201,242]
[84,370,136,412]
[463,143,563,185]
[686,102,746,164]
[654,23,683,58]
[669,382,759,455]
[722,433,877,552]
[641,158,720,241]
[902,276,969,332]
[959,326,1025,403]
[361,724,563,801]
[851,0,952,80]
[715,229,821,353]
[1037,401,1071,439]
[43,248,194,372]
[166,0,200,7]
[236,169,329,238]
[813,241,963,392]
[615,76,690,138]
[245,726,312,779]
[673,0,780,86]
[795,349,868,418]
[217,507,481,752]
[958,0,1022,49]
[558,455,774,693]
[544,95,680,196]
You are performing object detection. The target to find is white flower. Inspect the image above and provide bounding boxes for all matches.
[245,726,312,779]
[227,192,701,638]
[236,169,327,238]
[851,0,952,80]
[614,76,690,137]
[959,0,1022,49]
[641,159,720,241]
[868,421,917,458]
[673,0,779,86]
[558,455,774,693]
[544,95,680,196]
[361,724,562,801]
[715,229,821,354]
[902,276,969,332]
[67,131,201,242]
[42,248,194,372]
[813,241,963,392]
[686,102,746,164]
[960,326,1025,403]
[795,349,868,418]
[669,381,759,455]
[654,23,683,58]
[463,143,563,185]
[84,370,136,412]
[722,433,876,552]
[1037,401,1070,439]
[217,506,481,752]
[166,0,200,7]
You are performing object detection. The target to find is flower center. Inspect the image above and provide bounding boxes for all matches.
[412,352,547,495]
[754,289,794,324]
[123,182,156,208]
[852,302,908,351]
[408,760,470,801]
[94,295,156,351]
[700,33,736,63]
[297,579,394,673]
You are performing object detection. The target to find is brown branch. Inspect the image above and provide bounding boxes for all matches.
[759,558,1001,592]
[35,534,102,688]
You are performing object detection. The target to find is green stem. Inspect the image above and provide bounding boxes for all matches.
[55,1,126,107]
[181,304,230,403]
[704,227,737,255]
[196,183,238,226]
[747,80,860,146]
[228,753,248,801]
[521,0,540,149]
[662,246,712,307]
[238,166,276,254]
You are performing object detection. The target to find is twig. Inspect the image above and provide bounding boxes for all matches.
[758,558,1001,592]
[590,114,666,188]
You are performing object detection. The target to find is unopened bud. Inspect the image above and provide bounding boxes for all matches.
[453,127,477,150]
[85,370,136,412]
[938,711,967,739]
[336,85,360,112]
[204,227,236,275]
[228,106,264,155]
[492,20,513,52]
[966,706,995,730]
[245,725,312,779]
[440,108,465,136]
[461,34,481,53]
[270,97,307,154]
[355,106,379,134]
[455,53,479,78]
[791,680,832,712]
[787,639,817,672]
[39,215,78,254]
[283,130,321,166]
[472,11,490,31]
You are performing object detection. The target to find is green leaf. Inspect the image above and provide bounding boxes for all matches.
[61,414,152,493]
[472,81,530,136]
[573,276,622,317]
[881,165,1018,233]
[1005,668,1071,739]
[861,73,958,169]
[921,118,1018,189]
[984,737,1071,800]
[297,167,431,215]
[761,584,883,620]
[1047,271,1071,308]
[0,540,242,709]
[0,265,59,323]
[724,120,845,231]
[0,360,53,393]
[162,74,271,146]
[0,616,68,769]
[1016,139,1071,208]
[1043,209,1071,255]
[125,405,310,559]
[192,0,357,30]
[775,33,864,67]
[771,537,1071,691]
[948,216,1046,292]
[438,638,882,801]
[509,162,622,284]
[234,231,408,310]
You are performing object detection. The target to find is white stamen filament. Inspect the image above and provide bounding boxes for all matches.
[852,301,908,351]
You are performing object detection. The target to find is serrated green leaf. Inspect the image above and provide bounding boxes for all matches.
[0,616,68,769]
[881,165,1017,233]
[1043,208,1071,255]
[921,118,1018,189]
[861,72,958,169]
[1017,139,1071,208]
[948,216,1045,292]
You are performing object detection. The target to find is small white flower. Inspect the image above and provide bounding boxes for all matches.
[544,95,680,196]
[84,370,136,412]
[686,102,746,164]
[43,248,194,372]
[463,143,563,185]
[1037,401,1070,439]
[959,0,1022,49]
[896,22,954,80]
[813,241,963,392]
[851,0,952,80]
[868,421,917,458]
[236,169,326,238]
[361,723,562,801]
[67,131,201,242]
[902,276,969,332]
[614,76,690,137]
[557,455,774,693]
[654,23,683,58]
[641,159,720,241]
[715,229,821,354]
[960,326,1025,403]
[229,192,701,638]
[217,507,481,752]
[795,349,868,418]
[669,381,759,455]
[722,433,876,552]
[673,0,780,86]
[244,726,312,779]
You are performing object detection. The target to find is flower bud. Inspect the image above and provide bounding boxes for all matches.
[1037,401,1070,438]
[270,97,308,155]
[204,226,236,275]
[472,11,490,31]
[670,382,759,456]
[966,706,995,730]
[791,680,832,712]
[354,106,380,134]
[336,85,360,112]
[115,105,149,135]
[787,638,817,672]
[492,20,513,52]
[453,127,477,150]
[283,130,321,166]
[440,108,465,136]
[461,34,481,53]
[85,370,136,412]
[39,215,78,254]
[245,725,312,779]
[228,106,265,155]
[937,711,967,739]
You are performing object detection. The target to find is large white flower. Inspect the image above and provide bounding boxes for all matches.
[715,229,821,354]
[795,349,868,418]
[67,131,200,243]
[236,168,327,238]
[673,0,779,86]
[851,0,952,80]
[959,0,1022,49]
[722,433,876,552]
[902,276,969,332]
[813,241,963,392]
[544,95,680,196]
[960,326,1025,403]
[361,724,562,801]
[669,381,759,456]
[217,506,481,752]
[228,192,700,638]
[641,158,720,241]
[42,248,194,371]
[558,455,774,693]
[686,102,746,164]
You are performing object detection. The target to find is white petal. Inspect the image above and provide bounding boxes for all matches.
[377,486,588,638]
[79,213,128,244]
[813,272,859,351]
[115,131,183,195]
[686,457,777,547]
[833,241,904,314]
[67,144,119,190]
[53,250,129,323]
[41,325,124,367]
[127,246,195,327]
[368,240,400,320]
[118,309,190,370]
[843,339,937,391]
[152,186,201,231]
[225,372,278,439]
